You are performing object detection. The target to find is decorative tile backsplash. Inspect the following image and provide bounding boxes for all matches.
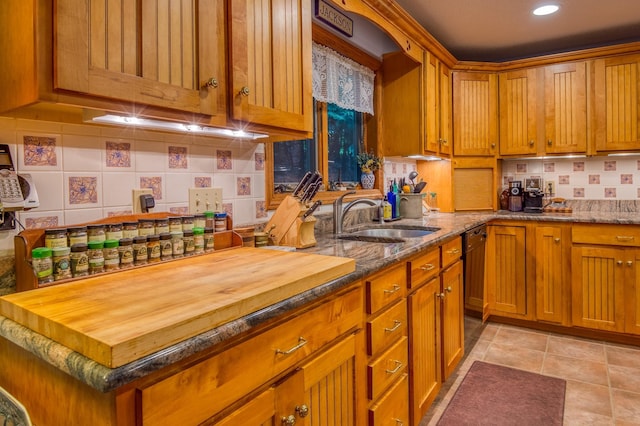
[0,116,266,253]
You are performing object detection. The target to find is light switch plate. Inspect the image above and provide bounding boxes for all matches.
[189,188,222,214]
[132,189,154,213]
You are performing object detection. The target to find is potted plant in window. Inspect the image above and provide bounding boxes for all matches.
[356,151,382,189]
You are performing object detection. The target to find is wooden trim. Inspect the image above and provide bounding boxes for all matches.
[312,24,381,71]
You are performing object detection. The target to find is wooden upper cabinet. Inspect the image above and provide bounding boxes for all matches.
[544,62,588,154]
[425,52,452,156]
[452,72,498,156]
[228,0,313,133]
[593,54,640,152]
[499,69,538,156]
[55,0,226,121]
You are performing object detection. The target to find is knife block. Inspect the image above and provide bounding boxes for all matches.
[265,195,317,248]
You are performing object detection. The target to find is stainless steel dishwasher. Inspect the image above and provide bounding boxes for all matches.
[462,224,487,320]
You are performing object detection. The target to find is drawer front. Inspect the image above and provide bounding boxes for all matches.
[367,336,408,401]
[573,224,640,247]
[366,264,407,314]
[368,373,409,426]
[367,300,407,356]
[442,236,462,268]
[138,286,363,425]
[408,248,440,289]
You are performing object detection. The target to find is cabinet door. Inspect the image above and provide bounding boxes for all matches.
[228,0,312,133]
[571,246,625,332]
[425,52,451,156]
[215,388,277,426]
[544,62,587,154]
[453,72,498,156]
[407,277,441,424]
[535,226,568,324]
[499,69,537,156]
[439,63,452,157]
[56,0,225,117]
[626,250,640,335]
[441,261,463,380]
[593,54,640,152]
[486,225,527,316]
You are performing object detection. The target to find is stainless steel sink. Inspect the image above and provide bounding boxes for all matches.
[335,226,440,243]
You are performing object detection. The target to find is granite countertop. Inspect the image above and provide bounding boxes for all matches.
[1,209,639,393]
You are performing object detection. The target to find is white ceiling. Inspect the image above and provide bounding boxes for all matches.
[392,0,640,62]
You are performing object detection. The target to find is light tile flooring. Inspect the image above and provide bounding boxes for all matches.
[420,318,640,425]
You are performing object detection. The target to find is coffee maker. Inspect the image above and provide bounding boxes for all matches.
[523,188,545,213]
[508,181,523,212]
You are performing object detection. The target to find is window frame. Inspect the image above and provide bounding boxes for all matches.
[265,24,383,210]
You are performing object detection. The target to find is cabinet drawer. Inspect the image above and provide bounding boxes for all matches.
[442,236,462,268]
[366,264,407,314]
[408,248,440,289]
[367,300,407,356]
[138,286,363,425]
[368,373,409,426]
[573,224,640,247]
[367,336,408,401]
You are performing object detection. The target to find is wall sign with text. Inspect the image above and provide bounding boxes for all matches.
[315,0,353,37]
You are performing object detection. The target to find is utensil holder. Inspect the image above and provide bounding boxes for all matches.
[265,195,317,248]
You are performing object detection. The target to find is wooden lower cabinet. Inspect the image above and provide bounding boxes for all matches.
[441,260,464,380]
[535,225,570,325]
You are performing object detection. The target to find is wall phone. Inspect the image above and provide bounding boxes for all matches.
[0,144,39,211]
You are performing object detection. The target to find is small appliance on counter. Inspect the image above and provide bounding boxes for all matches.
[508,181,523,212]
[523,189,544,213]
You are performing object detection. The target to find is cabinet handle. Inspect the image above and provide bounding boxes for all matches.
[203,78,218,89]
[275,337,307,355]
[385,360,403,374]
[442,139,448,146]
[295,405,309,418]
[445,286,453,293]
[627,261,634,267]
[282,415,296,426]
[384,284,401,294]
[528,140,534,146]
[616,236,635,242]
[384,320,403,333]
[547,139,552,146]
[240,86,250,96]
[420,263,435,271]
[446,248,460,255]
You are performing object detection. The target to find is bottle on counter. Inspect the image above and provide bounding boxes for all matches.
[133,236,148,265]
[382,196,392,220]
[146,234,161,263]
[160,232,173,260]
[193,227,205,254]
[118,238,134,269]
[183,229,195,256]
[181,215,195,232]
[45,228,68,249]
[214,212,227,232]
[32,247,54,285]
[52,246,72,281]
[154,218,169,235]
[138,219,155,237]
[122,221,139,239]
[87,241,105,275]
[70,243,89,277]
[171,231,184,258]
[106,223,123,241]
[204,227,215,252]
[67,226,88,247]
[87,224,106,243]
[103,239,120,271]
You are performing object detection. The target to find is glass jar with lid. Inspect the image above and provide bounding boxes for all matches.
[194,214,206,229]
[122,221,139,238]
[32,247,54,285]
[67,226,88,247]
[118,238,134,269]
[181,215,195,232]
[214,212,227,232]
[204,211,215,229]
[87,224,106,243]
[171,231,184,258]
[133,236,148,265]
[87,241,105,275]
[106,223,124,241]
[137,219,156,237]
[45,228,68,249]
[146,234,161,263]
[183,229,195,256]
[169,217,183,232]
[154,218,170,235]
[103,239,120,271]
[70,243,89,277]
[204,227,215,252]
[159,233,172,260]
[193,227,205,254]
[52,246,72,281]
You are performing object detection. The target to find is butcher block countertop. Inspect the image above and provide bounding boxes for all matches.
[0,247,355,368]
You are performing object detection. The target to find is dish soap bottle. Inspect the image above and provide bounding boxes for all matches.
[382,196,392,220]
[387,185,396,219]
[392,180,400,218]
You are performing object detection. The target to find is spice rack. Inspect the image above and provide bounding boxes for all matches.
[14,212,241,292]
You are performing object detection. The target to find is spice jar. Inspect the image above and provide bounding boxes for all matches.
[183,229,195,256]
[194,214,206,229]
[70,243,89,278]
[137,219,155,236]
[45,228,68,249]
[181,215,195,232]
[32,247,54,285]
[169,217,183,232]
[87,241,105,275]
[171,231,184,258]
[204,227,215,252]
[147,234,161,263]
[67,226,88,247]
[118,238,134,269]
[122,221,139,238]
[154,218,170,235]
[193,227,205,254]
[106,223,123,241]
[133,236,148,265]
[214,212,227,232]
[159,233,173,260]
[52,246,72,281]
[103,239,120,271]
[87,224,106,243]
[204,211,215,229]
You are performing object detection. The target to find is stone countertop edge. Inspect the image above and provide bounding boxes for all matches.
[2,210,640,393]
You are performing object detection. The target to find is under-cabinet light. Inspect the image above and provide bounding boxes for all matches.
[406,155,445,161]
[88,114,269,140]
[533,4,559,16]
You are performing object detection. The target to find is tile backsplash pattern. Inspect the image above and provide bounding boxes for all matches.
[0,117,266,254]
[502,155,640,201]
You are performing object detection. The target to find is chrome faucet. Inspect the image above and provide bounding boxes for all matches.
[333,191,379,234]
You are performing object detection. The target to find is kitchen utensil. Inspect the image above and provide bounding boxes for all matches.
[413,181,427,193]
[301,173,322,203]
[302,200,322,219]
[408,171,418,185]
[292,171,313,198]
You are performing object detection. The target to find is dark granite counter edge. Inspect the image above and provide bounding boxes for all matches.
[2,210,639,392]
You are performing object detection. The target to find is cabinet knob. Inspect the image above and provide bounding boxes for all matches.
[282,415,296,426]
[203,78,218,89]
[442,139,448,146]
[240,86,250,96]
[627,261,634,267]
[436,292,445,299]
[554,238,560,243]
[528,140,534,146]
[547,139,552,146]
[296,405,309,418]
[445,286,453,293]
[491,143,496,148]
[617,260,623,265]
[394,420,404,426]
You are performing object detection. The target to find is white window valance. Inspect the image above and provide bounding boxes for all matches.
[312,42,375,115]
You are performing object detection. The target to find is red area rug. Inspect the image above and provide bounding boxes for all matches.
[437,361,566,426]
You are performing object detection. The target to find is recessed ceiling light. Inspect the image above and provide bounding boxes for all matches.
[533,4,559,16]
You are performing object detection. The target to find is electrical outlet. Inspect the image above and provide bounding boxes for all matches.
[132,189,154,213]
[546,181,556,196]
[189,188,222,214]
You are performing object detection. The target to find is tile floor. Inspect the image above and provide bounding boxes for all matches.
[420,317,640,425]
